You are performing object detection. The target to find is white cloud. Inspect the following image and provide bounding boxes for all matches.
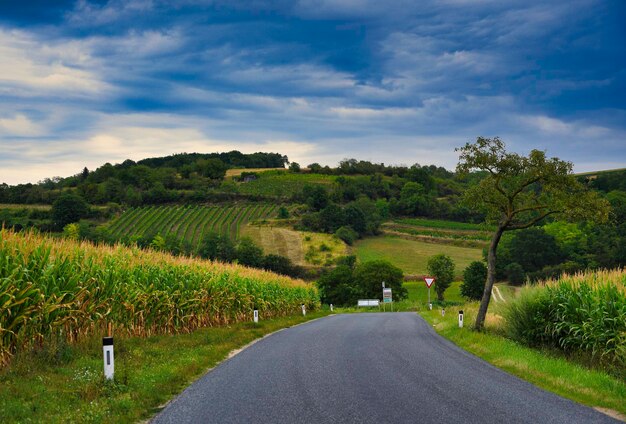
[0,29,110,98]
[0,114,44,136]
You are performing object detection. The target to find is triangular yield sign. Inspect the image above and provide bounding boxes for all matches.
[424,277,435,288]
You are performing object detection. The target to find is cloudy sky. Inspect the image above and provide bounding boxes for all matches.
[0,0,624,184]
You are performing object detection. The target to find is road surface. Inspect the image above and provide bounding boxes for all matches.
[153,313,618,423]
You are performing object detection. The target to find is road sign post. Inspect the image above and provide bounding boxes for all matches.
[423,276,435,309]
[383,287,392,312]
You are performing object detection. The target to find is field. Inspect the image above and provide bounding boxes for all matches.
[353,235,483,276]
[0,229,318,366]
[234,171,335,198]
[503,269,626,370]
[225,167,286,177]
[107,204,277,247]
[241,226,348,266]
[382,218,492,248]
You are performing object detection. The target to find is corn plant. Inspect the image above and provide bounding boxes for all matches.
[0,229,318,366]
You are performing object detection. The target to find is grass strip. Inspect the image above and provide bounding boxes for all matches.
[0,311,330,423]
[419,307,626,418]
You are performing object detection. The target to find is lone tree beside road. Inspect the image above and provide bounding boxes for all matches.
[456,137,609,330]
[427,254,455,302]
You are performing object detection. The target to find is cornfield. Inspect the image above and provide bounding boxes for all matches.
[503,269,626,369]
[0,229,318,366]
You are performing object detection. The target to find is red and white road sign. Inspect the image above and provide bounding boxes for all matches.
[424,276,435,288]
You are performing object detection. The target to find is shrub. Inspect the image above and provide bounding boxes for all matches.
[335,226,358,245]
[461,261,487,300]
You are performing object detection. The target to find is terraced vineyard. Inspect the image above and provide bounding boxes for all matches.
[108,204,277,247]
[382,218,492,248]
[234,171,336,198]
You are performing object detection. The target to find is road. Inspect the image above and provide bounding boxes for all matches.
[152,313,618,424]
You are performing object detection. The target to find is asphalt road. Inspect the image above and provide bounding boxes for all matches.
[153,313,619,424]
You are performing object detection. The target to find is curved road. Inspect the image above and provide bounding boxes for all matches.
[153,313,618,423]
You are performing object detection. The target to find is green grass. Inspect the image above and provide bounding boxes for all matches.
[420,307,626,418]
[354,235,483,276]
[393,281,464,311]
[394,218,494,231]
[0,311,329,423]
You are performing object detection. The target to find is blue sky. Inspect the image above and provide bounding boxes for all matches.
[0,0,624,184]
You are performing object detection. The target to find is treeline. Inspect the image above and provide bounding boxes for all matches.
[493,191,626,283]
[0,151,287,205]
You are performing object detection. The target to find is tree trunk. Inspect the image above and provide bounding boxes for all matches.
[474,225,505,330]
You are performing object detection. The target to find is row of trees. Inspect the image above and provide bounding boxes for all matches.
[0,151,287,205]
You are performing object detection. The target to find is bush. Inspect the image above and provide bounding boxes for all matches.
[353,260,407,301]
[52,193,89,230]
[236,237,264,268]
[277,206,289,219]
[505,262,525,285]
[427,254,455,301]
[335,226,358,245]
[461,261,487,300]
[503,285,552,346]
[316,265,358,306]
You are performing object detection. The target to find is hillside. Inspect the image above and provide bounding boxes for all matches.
[1,152,624,284]
[107,204,277,247]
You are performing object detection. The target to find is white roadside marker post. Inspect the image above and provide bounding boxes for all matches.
[458,310,464,328]
[253,307,259,323]
[441,308,445,317]
[302,304,306,316]
[330,304,333,312]
[103,337,114,380]
[429,303,432,310]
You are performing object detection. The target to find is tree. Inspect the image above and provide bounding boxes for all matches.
[236,237,264,268]
[353,260,407,301]
[52,192,89,229]
[263,254,300,277]
[319,203,345,233]
[427,254,455,301]
[198,232,236,262]
[461,261,487,300]
[289,162,301,173]
[317,265,358,306]
[508,227,562,273]
[456,137,609,329]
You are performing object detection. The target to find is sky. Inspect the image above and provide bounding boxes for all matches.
[0,0,625,184]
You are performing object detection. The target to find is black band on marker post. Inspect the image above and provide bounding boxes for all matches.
[103,337,114,346]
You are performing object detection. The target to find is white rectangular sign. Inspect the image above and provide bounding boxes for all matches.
[357,299,380,307]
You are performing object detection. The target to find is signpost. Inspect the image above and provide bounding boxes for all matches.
[383,287,393,312]
[423,276,435,309]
